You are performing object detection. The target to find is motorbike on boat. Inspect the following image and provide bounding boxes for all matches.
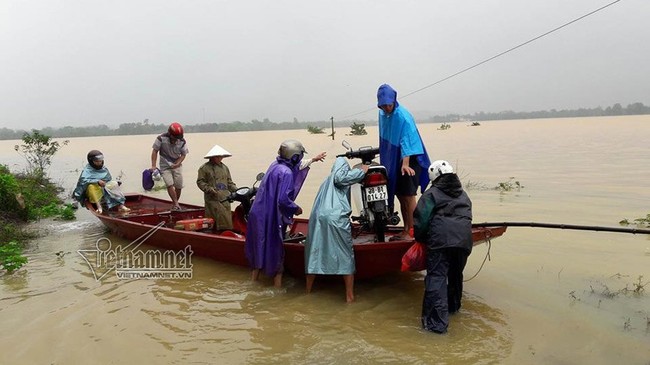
[221,172,264,235]
[337,140,400,242]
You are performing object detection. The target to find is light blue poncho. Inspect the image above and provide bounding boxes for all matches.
[305,157,366,275]
[72,164,125,209]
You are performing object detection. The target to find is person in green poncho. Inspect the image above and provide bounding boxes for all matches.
[196,144,238,232]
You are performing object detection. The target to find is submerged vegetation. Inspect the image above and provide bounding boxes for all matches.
[307,125,325,134]
[589,275,647,299]
[619,213,650,228]
[348,122,368,136]
[0,131,75,274]
[569,274,648,333]
[437,123,451,130]
[494,177,524,192]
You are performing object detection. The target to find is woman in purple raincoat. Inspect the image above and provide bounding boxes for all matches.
[245,140,310,287]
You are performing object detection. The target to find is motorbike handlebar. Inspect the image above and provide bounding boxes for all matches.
[336,146,380,164]
[223,186,259,202]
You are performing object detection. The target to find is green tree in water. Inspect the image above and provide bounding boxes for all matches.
[14,130,69,179]
[349,122,368,135]
[307,125,325,134]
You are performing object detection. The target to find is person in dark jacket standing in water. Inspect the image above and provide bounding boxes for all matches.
[413,160,473,334]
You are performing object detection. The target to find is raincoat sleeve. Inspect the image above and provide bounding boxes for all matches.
[413,189,436,243]
[399,115,424,158]
[196,165,217,195]
[278,170,301,225]
[332,157,365,188]
[292,166,309,199]
[397,108,431,193]
[299,159,312,170]
[379,106,432,206]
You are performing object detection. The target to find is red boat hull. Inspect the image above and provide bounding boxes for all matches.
[90,194,506,279]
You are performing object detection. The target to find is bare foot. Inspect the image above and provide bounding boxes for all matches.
[251,269,260,281]
[273,273,283,288]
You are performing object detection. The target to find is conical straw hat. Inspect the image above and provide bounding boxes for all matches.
[204,144,232,158]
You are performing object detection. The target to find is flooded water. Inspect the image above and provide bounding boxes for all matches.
[1,116,649,364]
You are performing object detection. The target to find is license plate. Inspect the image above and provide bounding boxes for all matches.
[365,185,387,202]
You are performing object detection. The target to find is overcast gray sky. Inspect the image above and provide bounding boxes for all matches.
[1,0,648,130]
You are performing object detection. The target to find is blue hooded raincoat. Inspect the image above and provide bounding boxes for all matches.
[305,157,366,275]
[245,155,309,277]
[377,84,431,208]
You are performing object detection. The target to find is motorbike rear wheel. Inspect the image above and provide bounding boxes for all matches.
[373,211,386,242]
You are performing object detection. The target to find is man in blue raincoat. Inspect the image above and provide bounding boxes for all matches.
[73,150,129,214]
[245,140,309,288]
[377,84,431,241]
[305,157,368,303]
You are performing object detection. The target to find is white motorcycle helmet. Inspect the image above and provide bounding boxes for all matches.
[428,160,454,181]
[278,139,306,160]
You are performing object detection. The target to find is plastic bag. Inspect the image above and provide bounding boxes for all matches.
[401,242,426,272]
[105,180,125,200]
[142,169,155,191]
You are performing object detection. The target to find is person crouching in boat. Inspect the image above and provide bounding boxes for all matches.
[413,160,472,334]
[73,150,130,214]
[305,157,368,303]
[196,144,238,233]
[245,139,309,288]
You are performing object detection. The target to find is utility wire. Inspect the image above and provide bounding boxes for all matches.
[338,0,623,120]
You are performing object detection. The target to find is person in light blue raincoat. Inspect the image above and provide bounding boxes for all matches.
[305,157,368,303]
[73,150,129,214]
[377,84,431,240]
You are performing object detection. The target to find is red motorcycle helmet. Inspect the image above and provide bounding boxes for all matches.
[168,122,184,138]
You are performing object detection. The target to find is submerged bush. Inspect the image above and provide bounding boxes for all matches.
[619,213,650,228]
[494,177,524,192]
[0,241,28,273]
[0,161,76,273]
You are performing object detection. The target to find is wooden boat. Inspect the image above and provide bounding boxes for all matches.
[90,194,506,279]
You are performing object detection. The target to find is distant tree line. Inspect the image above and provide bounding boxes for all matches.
[1,102,648,140]
[423,102,650,123]
[0,118,340,140]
